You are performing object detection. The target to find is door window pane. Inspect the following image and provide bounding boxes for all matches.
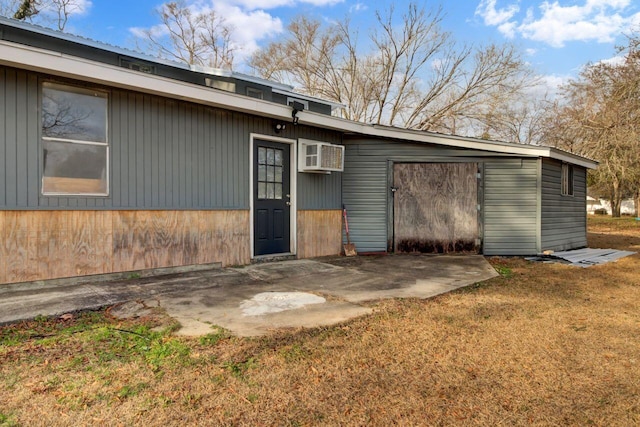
[257,146,285,200]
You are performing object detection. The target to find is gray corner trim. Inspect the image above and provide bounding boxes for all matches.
[386,160,395,252]
[536,157,543,253]
[477,162,485,253]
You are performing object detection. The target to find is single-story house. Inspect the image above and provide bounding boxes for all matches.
[0,17,597,285]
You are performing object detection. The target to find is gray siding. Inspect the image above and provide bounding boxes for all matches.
[342,138,520,253]
[541,158,587,251]
[0,66,342,210]
[483,159,539,255]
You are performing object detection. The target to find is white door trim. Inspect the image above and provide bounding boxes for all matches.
[249,133,297,259]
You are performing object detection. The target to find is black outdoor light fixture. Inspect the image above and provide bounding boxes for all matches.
[274,122,286,133]
[291,100,305,125]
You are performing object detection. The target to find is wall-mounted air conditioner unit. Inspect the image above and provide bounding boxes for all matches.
[298,139,345,173]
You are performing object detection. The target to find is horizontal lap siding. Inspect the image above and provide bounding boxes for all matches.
[484,159,539,255]
[342,156,389,252]
[0,65,342,211]
[342,138,509,253]
[541,159,587,251]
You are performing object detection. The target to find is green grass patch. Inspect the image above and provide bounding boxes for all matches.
[0,412,19,427]
[223,357,258,379]
[494,265,513,278]
[198,328,231,346]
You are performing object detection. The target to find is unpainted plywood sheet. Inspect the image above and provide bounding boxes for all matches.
[393,163,478,253]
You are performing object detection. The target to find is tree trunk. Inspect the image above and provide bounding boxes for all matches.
[635,189,640,218]
[610,184,622,217]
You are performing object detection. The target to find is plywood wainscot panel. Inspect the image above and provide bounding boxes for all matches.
[297,210,342,259]
[0,209,251,285]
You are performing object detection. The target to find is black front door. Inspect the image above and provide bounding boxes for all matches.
[254,140,291,256]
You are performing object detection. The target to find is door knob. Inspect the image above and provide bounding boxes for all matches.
[286,201,291,206]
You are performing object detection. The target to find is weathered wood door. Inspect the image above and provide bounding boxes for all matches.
[254,140,291,256]
[393,163,479,253]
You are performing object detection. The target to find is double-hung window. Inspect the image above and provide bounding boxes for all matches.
[41,82,109,196]
[561,163,574,196]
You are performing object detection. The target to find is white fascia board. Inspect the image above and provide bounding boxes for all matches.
[0,39,598,169]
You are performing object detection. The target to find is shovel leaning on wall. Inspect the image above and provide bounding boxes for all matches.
[342,205,357,257]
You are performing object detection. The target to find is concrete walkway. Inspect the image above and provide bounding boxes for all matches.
[0,255,498,336]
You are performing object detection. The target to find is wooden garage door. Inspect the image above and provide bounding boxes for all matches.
[393,163,479,253]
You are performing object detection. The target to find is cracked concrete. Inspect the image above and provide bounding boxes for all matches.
[0,254,498,337]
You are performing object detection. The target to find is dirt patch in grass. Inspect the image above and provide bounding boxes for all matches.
[1,217,639,426]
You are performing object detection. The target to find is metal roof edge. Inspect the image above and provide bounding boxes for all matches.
[0,16,298,94]
[0,15,191,70]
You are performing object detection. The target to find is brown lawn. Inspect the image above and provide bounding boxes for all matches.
[1,217,639,426]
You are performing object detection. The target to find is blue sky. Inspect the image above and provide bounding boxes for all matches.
[18,0,640,90]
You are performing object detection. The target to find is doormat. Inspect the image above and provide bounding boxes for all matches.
[526,248,636,267]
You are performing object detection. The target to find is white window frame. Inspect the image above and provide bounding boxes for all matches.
[41,82,109,197]
[561,163,574,196]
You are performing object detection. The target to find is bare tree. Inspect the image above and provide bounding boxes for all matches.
[541,34,640,216]
[250,3,536,137]
[2,0,85,30]
[135,1,236,70]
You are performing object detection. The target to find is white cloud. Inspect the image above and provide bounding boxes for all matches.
[299,0,344,6]
[598,54,626,66]
[233,0,294,8]
[475,0,519,26]
[214,2,283,58]
[476,0,640,47]
[527,73,571,99]
[234,0,342,6]
[40,0,92,16]
[525,48,538,56]
[349,2,367,13]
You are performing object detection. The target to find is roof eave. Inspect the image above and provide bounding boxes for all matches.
[0,39,598,169]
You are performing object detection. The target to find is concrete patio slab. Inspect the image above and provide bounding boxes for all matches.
[0,254,498,337]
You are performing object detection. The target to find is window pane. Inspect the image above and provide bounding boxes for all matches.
[42,140,107,194]
[258,164,266,181]
[267,165,275,182]
[275,183,282,199]
[275,150,283,166]
[275,166,283,183]
[267,149,275,165]
[267,183,275,199]
[258,182,266,199]
[42,82,107,143]
[258,147,266,164]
